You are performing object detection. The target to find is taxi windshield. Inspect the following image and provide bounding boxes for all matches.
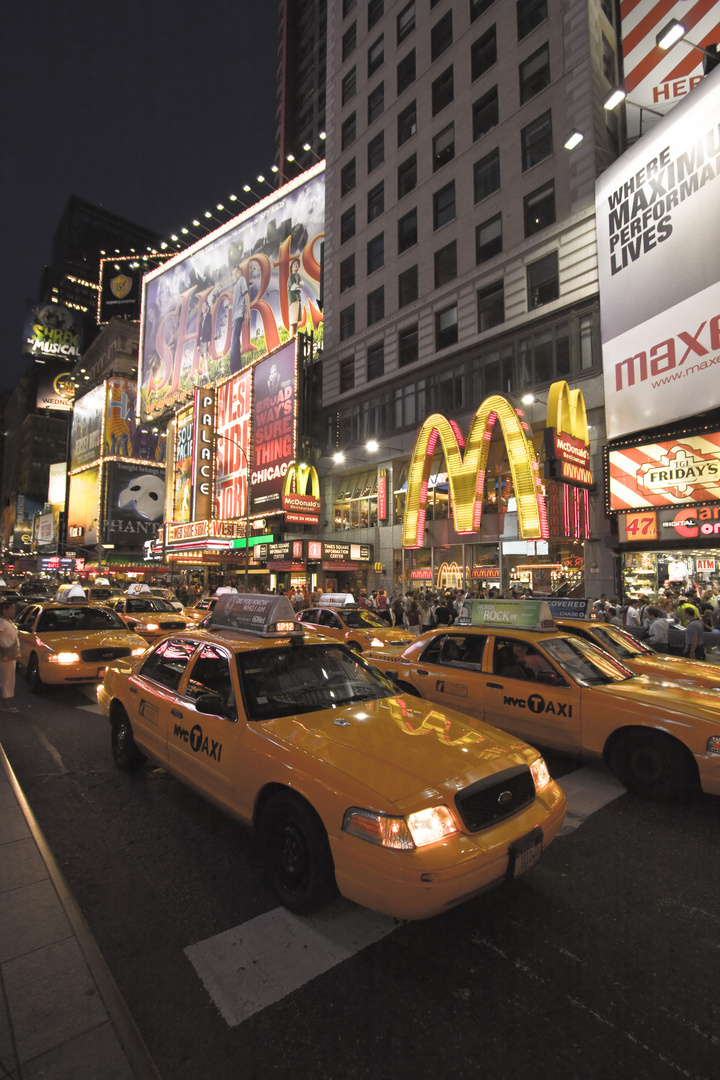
[542,636,635,686]
[125,597,176,614]
[590,625,652,659]
[236,643,396,720]
[341,610,388,629]
[37,607,129,632]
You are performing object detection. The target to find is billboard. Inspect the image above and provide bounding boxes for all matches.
[606,430,720,513]
[71,380,165,470]
[216,370,252,522]
[104,461,165,546]
[70,384,105,470]
[250,342,297,515]
[139,164,324,419]
[67,467,100,546]
[172,406,193,523]
[596,70,720,440]
[22,303,83,360]
[621,1,719,140]
[36,367,75,412]
[98,254,173,323]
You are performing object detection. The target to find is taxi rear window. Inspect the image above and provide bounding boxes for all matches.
[36,607,128,632]
[342,610,388,629]
[236,643,396,721]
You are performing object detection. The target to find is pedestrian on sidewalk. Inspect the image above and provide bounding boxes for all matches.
[0,599,22,712]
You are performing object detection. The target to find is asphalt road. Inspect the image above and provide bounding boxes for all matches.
[1,678,719,1080]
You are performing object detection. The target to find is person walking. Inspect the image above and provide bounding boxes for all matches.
[0,599,22,712]
[684,612,706,661]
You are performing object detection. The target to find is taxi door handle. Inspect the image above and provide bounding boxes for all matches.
[416,669,429,676]
[488,682,503,689]
[171,708,183,718]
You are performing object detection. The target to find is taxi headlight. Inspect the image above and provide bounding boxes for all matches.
[342,806,457,849]
[370,637,385,647]
[530,756,552,791]
[145,622,160,632]
[707,736,720,756]
[49,651,81,665]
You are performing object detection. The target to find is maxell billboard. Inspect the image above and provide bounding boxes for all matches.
[596,69,720,440]
[138,164,324,420]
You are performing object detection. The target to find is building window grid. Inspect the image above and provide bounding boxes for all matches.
[521,110,553,171]
[397,2,416,44]
[433,182,456,229]
[367,341,385,380]
[432,66,454,115]
[397,154,417,198]
[367,286,385,325]
[398,207,418,251]
[517,0,548,40]
[398,264,419,307]
[367,233,385,274]
[524,180,555,236]
[476,213,502,262]
[397,101,417,146]
[474,148,500,201]
[434,240,457,288]
[435,304,458,350]
[368,35,385,76]
[367,82,385,124]
[519,43,550,104]
[367,181,384,222]
[341,159,356,197]
[367,131,385,172]
[397,49,416,95]
[433,123,455,171]
[471,26,497,81]
[431,12,453,61]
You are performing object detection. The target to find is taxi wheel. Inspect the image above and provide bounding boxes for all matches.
[257,792,337,915]
[111,709,146,771]
[611,730,698,804]
[27,655,44,695]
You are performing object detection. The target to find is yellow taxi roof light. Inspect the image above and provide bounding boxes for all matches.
[54,583,87,604]
[456,599,558,632]
[317,593,357,609]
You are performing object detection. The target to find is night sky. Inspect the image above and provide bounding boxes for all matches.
[0,1,280,392]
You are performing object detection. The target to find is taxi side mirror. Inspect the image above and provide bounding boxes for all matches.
[195,693,235,720]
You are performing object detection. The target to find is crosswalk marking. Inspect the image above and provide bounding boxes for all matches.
[185,766,625,1026]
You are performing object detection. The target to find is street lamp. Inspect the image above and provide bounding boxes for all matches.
[213,432,251,592]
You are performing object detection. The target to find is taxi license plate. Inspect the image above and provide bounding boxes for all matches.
[97,667,107,678]
[507,828,543,880]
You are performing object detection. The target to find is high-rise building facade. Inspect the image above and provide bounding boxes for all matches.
[276,0,328,174]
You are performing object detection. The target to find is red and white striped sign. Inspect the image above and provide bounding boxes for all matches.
[608,431,720,511]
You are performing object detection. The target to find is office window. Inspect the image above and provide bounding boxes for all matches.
[520,44,550,103]
[433,181,455,229]
[342,112,357,150]
[399,324,419,367]
[579,313,595,370]
[477,280,505,331]
[367,131,385,172]
[524,180,555,235]
[397,1,415,44]
[527,251,558,309]
[517,0,547,39]
[367,233,385,274]
[341,158,356,197]
[471,26,497,80]
[434,241,457,288]
[398,265,419,307]
[473,86,498,139]
[397,49,416,94]
[397,101,417,145]
[340,355,355,392]
[367,181,384,222]
[342,22,357,61]
[476,214,502,261]
[368,0,384,30]
[368,35,384,76]
[367,341,384,380]
[340,205,356,243]
[367,286,385,325]
[398,208,418,251]
[431,12,453,61]
[518,323,570,385]
[602,34,616,84]
[435,305,458,350]
[343,0,357,15]
[432,123,455,171]
[339,254,355,292]
[470,0,495,21]
[398,154,417,198]
[432,66,454,115]
[600,0,614,23]
[342,67,357,105]
[340,306,356,341]
[521,110,552,170]
[368,82,385,123]
[474,148,500,201]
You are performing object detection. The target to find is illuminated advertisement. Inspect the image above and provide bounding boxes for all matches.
[21,303,83,360]
[70,385,105,470]
[282,463,321,524]
[606,429,720,513]
[543,380,591,487]
[48,463,67,506]
[173,406,193,523]
[104,378,164,461]
[191,387,216,522]
[12,495,43,552]
[104,461,165,546]
[596,71,720,440]
[139,164,324,419]
[68,467,100,546]
[620,2,718,140]
[98,253,173,323]
[251,342,297,515]
[215,370,252,521]
[36,367,75,412]
[618,504,720,542]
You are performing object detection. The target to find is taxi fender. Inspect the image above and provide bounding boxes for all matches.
[583,689,715,760]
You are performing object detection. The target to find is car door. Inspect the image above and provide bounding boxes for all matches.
[166,642,242,809]
[402,631,488,719]
[483,635,581,752]
[128,637,199,764]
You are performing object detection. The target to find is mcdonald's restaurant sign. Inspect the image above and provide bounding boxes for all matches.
[282,461,321,524]
[403,381,592,549]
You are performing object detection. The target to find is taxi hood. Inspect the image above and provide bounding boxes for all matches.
[261,695,535,806]
[594,672,720,724]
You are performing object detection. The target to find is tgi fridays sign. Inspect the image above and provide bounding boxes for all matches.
[607,431,720,513]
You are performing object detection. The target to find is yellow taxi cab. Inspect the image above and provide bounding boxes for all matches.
[364,599,720,804]
[16,584,147,692]
[295,593,414,653]
[543,599,720,692]
[182,588,238,625]
[97,593,565,921]
[110,586,188,642]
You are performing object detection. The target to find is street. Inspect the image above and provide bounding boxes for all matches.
[1,678,719,1080]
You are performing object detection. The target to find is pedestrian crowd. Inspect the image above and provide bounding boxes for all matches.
[591,584,720,661]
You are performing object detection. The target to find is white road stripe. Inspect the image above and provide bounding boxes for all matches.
[185,900,399,1026]
[557,767,626,835]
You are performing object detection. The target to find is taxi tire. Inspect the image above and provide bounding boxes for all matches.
[111,709,146,771]
[257,792,337,915]
[610,729,698,804]
[27,655,44,695]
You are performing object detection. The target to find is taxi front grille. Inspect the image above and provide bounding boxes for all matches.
[158,620,186,630]
[454,766,535,832]
[80,647,133,662]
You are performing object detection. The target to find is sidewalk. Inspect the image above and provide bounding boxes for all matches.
[0,742,161,1080]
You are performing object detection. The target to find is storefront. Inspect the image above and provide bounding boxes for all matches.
[618,506,720,597]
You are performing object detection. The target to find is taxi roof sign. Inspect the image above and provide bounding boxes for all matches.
[208,593,303,638]
[318,593,357,608]
[545,597,593,621]
[456,598,557,631]
[54,583,87,603]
